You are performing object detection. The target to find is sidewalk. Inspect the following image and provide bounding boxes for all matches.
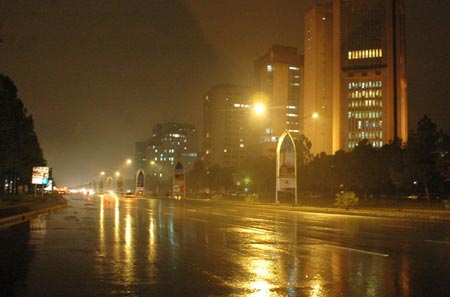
[0,194,67,229]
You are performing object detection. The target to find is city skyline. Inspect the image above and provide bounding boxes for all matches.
[0,0,448,186]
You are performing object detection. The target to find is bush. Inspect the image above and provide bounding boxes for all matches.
[335,191,359,209]
[244,194,259,203]
[443,200,450,209]
[211,194,223,201]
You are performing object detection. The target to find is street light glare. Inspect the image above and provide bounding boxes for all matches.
[126,159,132,165]
[312,112,319,119]
[253,102,266,115]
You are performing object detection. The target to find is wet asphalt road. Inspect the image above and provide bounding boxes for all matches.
[1,194,449,297]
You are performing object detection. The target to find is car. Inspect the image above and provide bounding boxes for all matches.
[124,191,135,198]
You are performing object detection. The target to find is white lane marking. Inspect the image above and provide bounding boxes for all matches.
[307,226,345,232]
[380,224,416,229]
[325,244,389,257]
[425,240,450,246]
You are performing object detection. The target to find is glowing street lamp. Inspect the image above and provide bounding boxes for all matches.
[253,102,266,116]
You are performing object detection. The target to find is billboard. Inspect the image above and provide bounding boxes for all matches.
[173,162,185,198]
[32,167,49,185]
[136,169,145,194]
[276,131,296,190]
[276,130,298,204]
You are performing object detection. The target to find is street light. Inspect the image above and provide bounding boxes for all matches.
[253,102,266,116]
[250,100,318,205]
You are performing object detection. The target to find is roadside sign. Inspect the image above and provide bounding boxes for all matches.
[173,162,185,198]
[32,167,49,185]
[276,130,297,204]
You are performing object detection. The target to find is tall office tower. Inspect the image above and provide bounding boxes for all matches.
[304,3,334,155]
[252,45,304,155]
[332,0,408,151]
[134,141,147,173]
[202,84,250,168]
[146,122,198,181]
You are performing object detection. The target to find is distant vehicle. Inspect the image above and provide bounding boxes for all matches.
[124,191,135,198]
[407,194,419,200]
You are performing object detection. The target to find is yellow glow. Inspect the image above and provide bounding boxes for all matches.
[126,159,132,165]
[253,102,266,115]
[115,171,120,177]
[312,112,319,119]
[100,171,105,176]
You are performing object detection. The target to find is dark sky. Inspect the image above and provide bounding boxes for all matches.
[0,0,449,187]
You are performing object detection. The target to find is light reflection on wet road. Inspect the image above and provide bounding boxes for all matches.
[1,194,449,296]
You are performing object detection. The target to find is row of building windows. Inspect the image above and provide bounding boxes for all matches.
[348,81,382,89]
[266,64,301,73]
[347,49,383,60]
[286,121,299,126]
[233,103,250,109]
[348,140,383,149]
[349,89,382,99]
[349,131,382,139]
[349,99,382,108]
[355,120,382,129]
[348,111,382,119]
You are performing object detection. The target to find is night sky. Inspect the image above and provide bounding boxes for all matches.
[0,0,449,187]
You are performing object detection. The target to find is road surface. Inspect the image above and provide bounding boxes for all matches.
[1,194,449,296]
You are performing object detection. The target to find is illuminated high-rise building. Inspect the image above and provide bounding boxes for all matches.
[146,122,198,178]
[304,0,408,153]
[304,4,334,155]
[332,0,408,151]
[202,84,250,168]
[252,45,304,155]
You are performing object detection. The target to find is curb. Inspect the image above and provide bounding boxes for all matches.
[0,202,67,229]
[176,198,450,222]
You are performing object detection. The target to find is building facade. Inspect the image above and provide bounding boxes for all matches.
[252,45,304,155]
[332,0,408,151]
[202,84,250,168]
[304,3,334,155]
[146,122,198,192]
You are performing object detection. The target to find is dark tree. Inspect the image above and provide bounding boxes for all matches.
[0,74,46,195]
[186,160,208,193]
[405,116,443,202]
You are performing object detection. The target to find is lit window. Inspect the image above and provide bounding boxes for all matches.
[267,65,273,72]
[289,66,299,71]
[240,144,244,148]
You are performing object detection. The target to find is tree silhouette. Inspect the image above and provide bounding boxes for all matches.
[0,74,46,195]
